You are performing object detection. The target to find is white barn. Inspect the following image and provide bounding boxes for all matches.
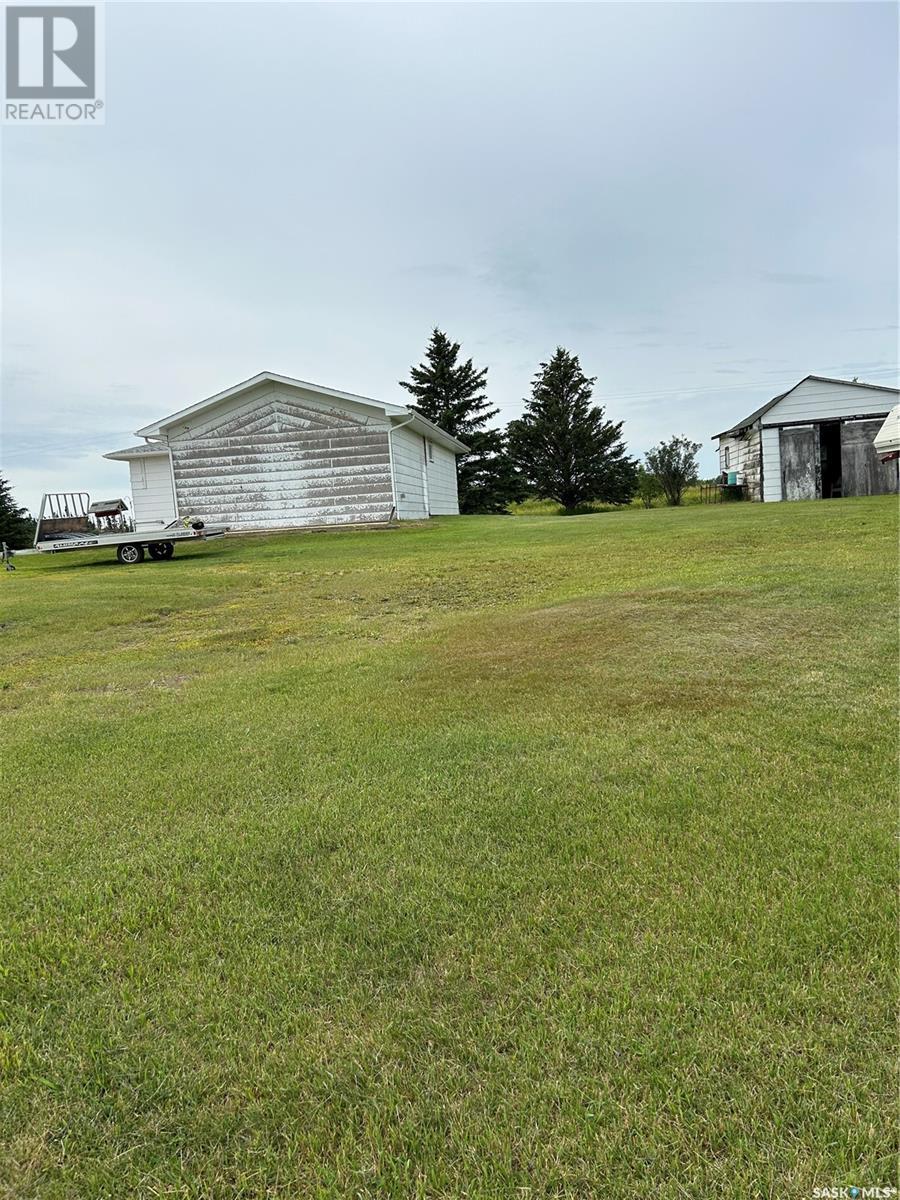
[713,375,899,502]
[105,372,467,531]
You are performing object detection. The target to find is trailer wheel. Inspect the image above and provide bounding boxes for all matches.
[116,543,145,565]
[148,542,175,561]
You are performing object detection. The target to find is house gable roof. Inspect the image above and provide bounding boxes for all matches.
[132,371,469,453]
[713,375,900,440]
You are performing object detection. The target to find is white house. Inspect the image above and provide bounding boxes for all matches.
[105,372,467,531]
[713,375,899,501]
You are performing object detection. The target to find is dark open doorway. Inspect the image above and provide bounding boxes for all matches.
[819,421,842,498]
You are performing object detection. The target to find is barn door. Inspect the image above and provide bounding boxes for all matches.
[780,426,820,500]
[840,420,899,497]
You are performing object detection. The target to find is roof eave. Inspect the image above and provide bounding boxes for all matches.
[397,412,469,454]
[104,445,170,461]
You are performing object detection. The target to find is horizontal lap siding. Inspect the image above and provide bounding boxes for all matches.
[168,387,394,528]
[391,426,428,520]
[425,443,460,514]
[765,379,894,424]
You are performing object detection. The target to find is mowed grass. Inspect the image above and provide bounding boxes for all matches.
[0,499,896,1199]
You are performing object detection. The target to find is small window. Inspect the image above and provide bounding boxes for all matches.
[133,459,147,488]
[723,446,730,469]
[427,441,434,463]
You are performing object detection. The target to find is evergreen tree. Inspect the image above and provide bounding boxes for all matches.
[400,329,522,513]
[0,476,35,549]
[507,348,637,509]
[455,427,525,515]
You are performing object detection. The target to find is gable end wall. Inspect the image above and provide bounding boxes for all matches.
[167,385,394,528]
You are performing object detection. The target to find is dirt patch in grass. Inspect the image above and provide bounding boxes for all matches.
[397,589,844,719]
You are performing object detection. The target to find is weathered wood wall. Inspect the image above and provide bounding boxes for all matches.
[779,426,819,501]
[841,420,900,496]
[168,385,394,529]
[717,429,762,500]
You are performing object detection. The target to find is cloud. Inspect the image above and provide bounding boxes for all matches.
[760,271,830,285]
[837,359,899,374]
[479,250,545,300]
[612,325,667,338]
[402,263,468,280]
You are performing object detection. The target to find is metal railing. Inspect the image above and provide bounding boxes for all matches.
[699,481,745,504]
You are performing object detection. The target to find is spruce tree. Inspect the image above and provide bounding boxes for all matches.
[400,329,522,513]
[507,348,637,509]
[0,476,35,549]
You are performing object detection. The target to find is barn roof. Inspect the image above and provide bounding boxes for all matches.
[714,375,900,440]
[132,371,469,454]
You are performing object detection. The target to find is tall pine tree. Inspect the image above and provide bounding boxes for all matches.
[0,476,35,549]
[507,348,637,509]
[400,328,522,513]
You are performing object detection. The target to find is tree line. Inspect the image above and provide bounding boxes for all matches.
[401,328,701,514]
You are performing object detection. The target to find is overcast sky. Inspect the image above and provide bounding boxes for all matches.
[2,1,898,514]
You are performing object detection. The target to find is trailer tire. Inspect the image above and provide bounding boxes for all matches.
[117,543,145,565]
[148,542,174,561]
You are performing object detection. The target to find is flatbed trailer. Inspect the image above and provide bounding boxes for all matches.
[22,492,229,565]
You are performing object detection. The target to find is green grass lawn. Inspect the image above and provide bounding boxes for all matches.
[1,499,896,1198]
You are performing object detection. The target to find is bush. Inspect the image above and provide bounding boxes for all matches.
[645,437,703,507]
[636,467,662,509]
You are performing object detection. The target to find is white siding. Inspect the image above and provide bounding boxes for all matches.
[167,384,394,529]
[761,426,783,502]
[390,425,428,520]
[764,378,894,425]
[424,441,460,515]
[129,454,176,528]
[717,428,762,500]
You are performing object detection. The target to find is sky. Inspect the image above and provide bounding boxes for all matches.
[2,0,898,515]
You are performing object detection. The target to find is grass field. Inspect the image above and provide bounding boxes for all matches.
[1,498,896,1198]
